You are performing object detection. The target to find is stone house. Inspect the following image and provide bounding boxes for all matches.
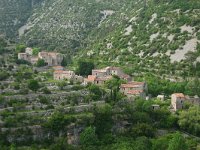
[126,90,146,99]
[92,67,129,79]
[84,75,112,85]
[185,95,200,106]
[54,70,84,83]
[84,75,97,85]
[85,66,132,85]
[30,57,39,64]
[74,75,84,83]
[120,82,148,94]
[18,53,30,62]
[94,76,112,85]
[54,70,75,80]
[92,68,109,77]
[120,82,148,99]
[171,93,185,111]
[151,104,160,110]
[38,52,63,66]
[157,95,165,101]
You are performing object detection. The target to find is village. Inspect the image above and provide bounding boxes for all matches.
[17,47,200,112]
[0,45,200,149]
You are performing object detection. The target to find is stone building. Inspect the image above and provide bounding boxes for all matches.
[92,66,131,81]
[53,69,84,83]
[151,104,160,110]
[171,93,185,111]
[126,90,146,99]
[157,95,165,101]
[38,52,63,66]
[185,95,200,106]
[120,82,148,99]
[84,66,132,86]
[30,57,39,64]
[54,70,75,80]
[18,53,30,61]
[84,75,112,85]
[74,75,84,83]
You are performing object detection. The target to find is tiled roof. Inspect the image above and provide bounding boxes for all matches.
[173,93,185,98]
[87,75,97,82]
[120,82,145,88]
[127,90,144,95]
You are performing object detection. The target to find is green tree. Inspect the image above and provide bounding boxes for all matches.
[16,44,26,53]
[93,104,113,138]
[131,123,155,138]
[88,84,104,101]
[0,71,9,81]
[32,48,40,56]
[134,136,152,150]
[80,126,98,147]
[167,132,188,150]
[44,112,67,134]
[76,60,94,76]
[28,80,40,92]
[178,106,200,136]
[61,56,69,67]
[105,75,126,101]
[36,59,46,67]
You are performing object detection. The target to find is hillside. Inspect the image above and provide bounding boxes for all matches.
[1,1,200,149]
[76,0,200,79]
[19,0,135,54]
[0,0,199,78]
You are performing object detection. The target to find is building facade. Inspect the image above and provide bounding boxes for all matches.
[54,70,75,80]
[120,82,148,99]
[171,93,185,111]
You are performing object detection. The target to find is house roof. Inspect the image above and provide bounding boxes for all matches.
[120,82,145,88]
[173,93,185,98]
[87,75,97,82]
[127,90,144,95]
